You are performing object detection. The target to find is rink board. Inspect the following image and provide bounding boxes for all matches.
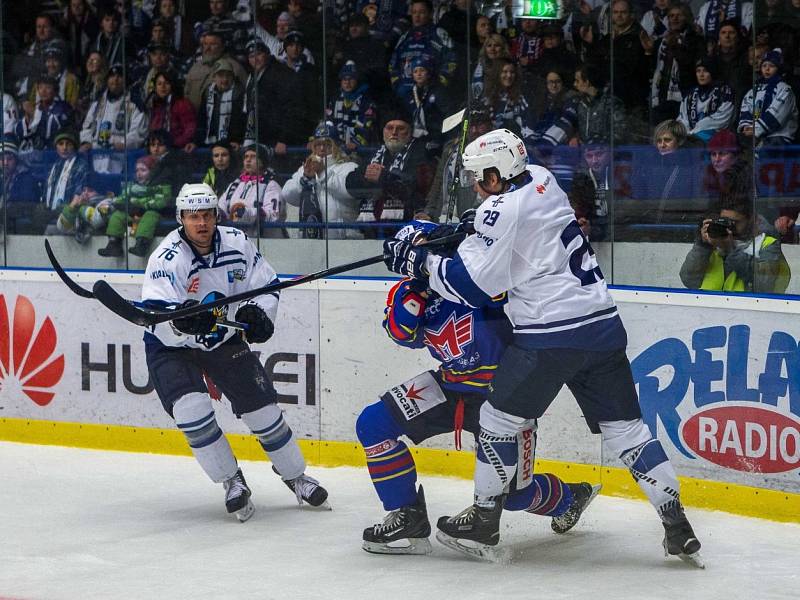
[0,271,798,522]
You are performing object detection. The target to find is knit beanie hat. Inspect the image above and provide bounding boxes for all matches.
[762,48,783,68]
[708,129,740,152]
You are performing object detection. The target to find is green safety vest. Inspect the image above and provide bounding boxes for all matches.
[700,234,791,294]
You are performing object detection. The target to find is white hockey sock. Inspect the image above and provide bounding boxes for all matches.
[173,392,238,483]
[241,404,306,481]
[474,403,530,505]
[600,419,681,517]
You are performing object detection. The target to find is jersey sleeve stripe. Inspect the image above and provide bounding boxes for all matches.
[513,306,618,331]
[440,253,493,308]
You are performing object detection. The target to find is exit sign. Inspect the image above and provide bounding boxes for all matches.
[513,0,562,19]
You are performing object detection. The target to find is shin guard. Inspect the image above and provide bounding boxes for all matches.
[173,392,237,483]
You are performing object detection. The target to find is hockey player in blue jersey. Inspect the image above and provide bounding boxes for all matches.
[382,130,703,566]
[141,183,329,522]
[359,220,600,555]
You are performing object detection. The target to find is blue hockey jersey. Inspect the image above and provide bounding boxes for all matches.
[383,279,511,395]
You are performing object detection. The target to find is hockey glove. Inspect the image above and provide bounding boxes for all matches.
[235,303,274,344]
[172,300,216,335]
[425,223,461,258]
[458,208,476,235]
[383,238,429,280]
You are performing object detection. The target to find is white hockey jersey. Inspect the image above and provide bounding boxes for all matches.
[141,225,280,351]
[426,165,627,351]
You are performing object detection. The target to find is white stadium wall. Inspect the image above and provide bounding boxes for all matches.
[0,267,799,523]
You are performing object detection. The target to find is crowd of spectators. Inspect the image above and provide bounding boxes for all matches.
[0,0,798,284]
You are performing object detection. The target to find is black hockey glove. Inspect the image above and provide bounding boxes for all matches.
[383,238,429,280]
[172,300,216,336]
[235,303,274,344]
[425,223,461,257]
[458,208,476,235]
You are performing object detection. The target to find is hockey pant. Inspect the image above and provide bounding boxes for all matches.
[173,393,306,483]
[356,401,573,517]
[599,419,682,521]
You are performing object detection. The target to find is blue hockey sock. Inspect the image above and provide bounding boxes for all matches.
[505,473,573,517]
[356,401,417,511]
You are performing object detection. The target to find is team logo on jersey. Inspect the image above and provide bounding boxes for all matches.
[187,276,200,293]
[423,312,474,361]
[227,268,246,282]
[0,295,64,407]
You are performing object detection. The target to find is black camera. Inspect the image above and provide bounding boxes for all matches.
[706,217,737,238]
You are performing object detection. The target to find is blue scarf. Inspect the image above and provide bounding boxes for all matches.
[703,0,741,40]
[756,73,782,119]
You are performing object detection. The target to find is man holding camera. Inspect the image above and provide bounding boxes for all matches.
[679,200,790,294]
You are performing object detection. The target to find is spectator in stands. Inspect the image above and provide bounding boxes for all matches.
[677,58,735,143]
[701,128,751,204]
[97,154,173,257]
[679,198,790,294]
[218,142,286,238]
[536,23,578,85]
[202,139,240,197]
[3,94,19,137]
[647,3,706,124]
[474,15,494,50]
[483,58,533,143]
[695,0,753,42]
[710,19,752,113]
[389,0,456,98]
[144,69,196,149]
[569,137,612,241]
[157,0,194,58]
[184,29,247,109]
[188,58,246,152]
[145,129,191,197]
[195,0,250,62]
[542,62,627,146]
[281,31,321,145]
[253,11,316,66]
[738,49,798,146]
[401,54,448,155]
[12,13,63,99]
[241,39,293,157]
[79,64,149,174]
[529,69,578,146]
[1,139,41,234]
[91,8,130,68]
[471,33,510,99]
[283,122,363,239]
[345,109,434,227]
[76,51,107,124]
[130,41,180,109]
[286,0,323,64]
[422,104,493,222]
[331,13,391,107]
[37,43,81,110]
[15,74,73,153]
[326,60,378,152]
[62,0,99,78]
[580,0,651,117]
[632,119,702,228]
[56,186,113,244]
[640,0,670,41]
[509,17,544,76]
[42,129,90,233]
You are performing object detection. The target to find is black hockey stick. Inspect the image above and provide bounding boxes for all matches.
[445,110,470,223]
[44,239,95,299]
[91,233,466,328]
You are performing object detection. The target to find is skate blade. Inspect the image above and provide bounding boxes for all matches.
[362,537,432,555]
[677,551,705,569]
[234,499,255,523]
[301,498,332,511]
[435,531,507,563]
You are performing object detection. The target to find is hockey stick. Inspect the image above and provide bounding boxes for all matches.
[91,232,466,327]
[444,111,470,223]
[44,239,248,331]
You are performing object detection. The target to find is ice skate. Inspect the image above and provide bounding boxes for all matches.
[551,483,602,534]
[273,466,331,509]
[435,498,504,561]
[363,486,432,555]
[662,503,704,568]
[223,469,254,523]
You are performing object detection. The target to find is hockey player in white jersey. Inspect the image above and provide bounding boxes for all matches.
[383,129,703,566]
[141,183,329,522]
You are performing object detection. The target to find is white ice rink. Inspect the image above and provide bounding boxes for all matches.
[1,442,797,600]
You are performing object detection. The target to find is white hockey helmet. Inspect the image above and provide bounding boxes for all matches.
[175,183,218,224]
[461,129,528,182]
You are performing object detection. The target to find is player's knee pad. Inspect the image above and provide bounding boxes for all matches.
[356,401,404,448]
[240,403,292,452]
[173,392,222,449]
[599,419,654,459]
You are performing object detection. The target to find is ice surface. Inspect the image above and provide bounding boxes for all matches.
[0,442,797,600]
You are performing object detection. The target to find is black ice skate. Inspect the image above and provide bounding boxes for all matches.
[435,497,505,561]
[661,502,704,568]
[551,482,602,534]
[223,469,254,523]
[273,466,331,509]
[362,486,432,555]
